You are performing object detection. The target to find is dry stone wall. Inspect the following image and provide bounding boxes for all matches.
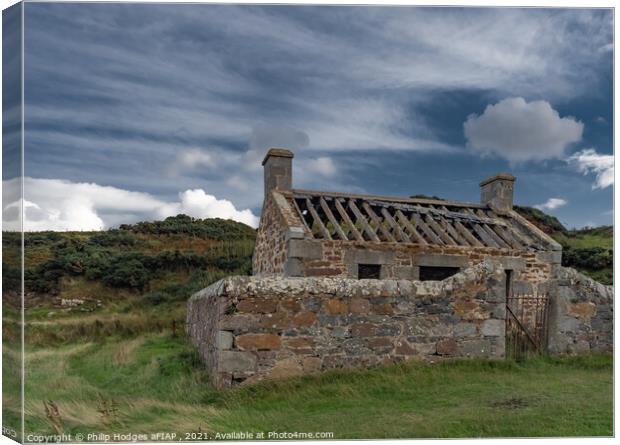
[187,261,508,388]
[546,267,613,354]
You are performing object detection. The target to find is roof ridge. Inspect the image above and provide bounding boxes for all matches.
[290,188,485,209]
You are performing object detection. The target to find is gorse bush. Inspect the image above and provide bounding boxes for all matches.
[143,269,232,306]
[2,262,21,293]
[5,216,256,295]
[513,205,566,234]
[119,214,256,240]
[88,230,136,247]
[101,256,151,291]
[22,244,253,293]
[562,246,612,270]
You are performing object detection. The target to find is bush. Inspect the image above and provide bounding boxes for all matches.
[15,218,256,295]
[89,231,136,247]
[142,269,231,306]
[562,246,612,270]
[119,214,256,240]
[101,256,151,291]
[514,205,566,234]
[2,263,21,293]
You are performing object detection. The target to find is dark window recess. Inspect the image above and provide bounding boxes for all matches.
[505,269,513,298]
[358,264,382,279]
[419,266,460,281]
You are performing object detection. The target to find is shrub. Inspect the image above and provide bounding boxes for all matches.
[562,246,612,270]
[89,231,136,247]
[101,256,151,291]
[143,269,231,306]
[119,214,256,240]
[514,205,566,234]
[2,263,21,293]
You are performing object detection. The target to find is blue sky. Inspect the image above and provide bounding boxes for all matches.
[6,4,614,230]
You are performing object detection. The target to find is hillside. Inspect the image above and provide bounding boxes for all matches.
[3,214,255,317]
[513,206,613,285]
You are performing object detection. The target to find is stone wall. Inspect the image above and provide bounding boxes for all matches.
[287,239,556,292]
[252,192,296,276]
[546,267,613,354]
[187,261,508,388]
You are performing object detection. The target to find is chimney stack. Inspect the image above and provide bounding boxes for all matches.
[262,148,294,197]
[480,173,516,212]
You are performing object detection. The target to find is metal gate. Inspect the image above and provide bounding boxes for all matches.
[505,293,550,360]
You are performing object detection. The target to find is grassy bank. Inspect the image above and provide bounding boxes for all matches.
[7,333,612,439]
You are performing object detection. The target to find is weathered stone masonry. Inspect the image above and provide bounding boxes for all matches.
[252,192,289,276]
[188,261,510,387]
[546,267,613,354]
[187,261,612,388]
[285,240,554,288]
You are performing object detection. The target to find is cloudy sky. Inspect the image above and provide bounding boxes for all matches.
[3,4,614,230]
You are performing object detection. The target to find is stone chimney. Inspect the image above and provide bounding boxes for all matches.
[480,173,516,212]
[262,148,294,197]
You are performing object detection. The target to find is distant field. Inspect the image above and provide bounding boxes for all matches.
[553,226,613,285]
[3,331,613,439]
[555,226,613,250]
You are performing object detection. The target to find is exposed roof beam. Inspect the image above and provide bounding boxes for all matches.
[319,197,348,241]
[334,198,364,241]
[305,198,332,240]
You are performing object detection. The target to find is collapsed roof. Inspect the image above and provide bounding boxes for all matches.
[286,189,558,252]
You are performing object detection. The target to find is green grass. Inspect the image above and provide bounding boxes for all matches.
[555,227,613,250]
[9,333,613,439]
[552,226,613,285]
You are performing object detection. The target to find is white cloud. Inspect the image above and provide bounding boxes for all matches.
[534,198,567,212]
[179,149,216,168]
[568,148,614,189]
[464,97,583,162]
[303,157,337,178]
[172,189,258,227]
[2,177,258,231]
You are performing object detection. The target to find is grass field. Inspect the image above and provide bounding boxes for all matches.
[3,331,613,440]
[555,226,613,250]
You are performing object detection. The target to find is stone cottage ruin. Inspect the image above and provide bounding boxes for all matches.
[188,148,613,388]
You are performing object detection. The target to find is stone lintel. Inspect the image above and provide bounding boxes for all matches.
[343,249,395,265]
[496,256,526,271]
[414,254,469,268]
[287,239,322,259]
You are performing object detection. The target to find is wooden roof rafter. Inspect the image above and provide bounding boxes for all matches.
[289,190,549,252]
